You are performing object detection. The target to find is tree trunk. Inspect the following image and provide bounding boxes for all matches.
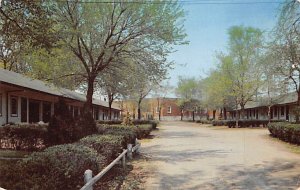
[240,104,245,120]
[224,107,227,120]
[84,76,96,114]
[268,106,271,124]
[181,110,183,121]
[159,108,161,121]
[213,110,216,120]
[235,103,239,128]
[137,99,142,120]
[108,101,112,120]
[297,90,300,123]
[107,93,114,120]
[192,111,195,122]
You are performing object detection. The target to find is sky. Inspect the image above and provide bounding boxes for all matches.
[167,0,284,88]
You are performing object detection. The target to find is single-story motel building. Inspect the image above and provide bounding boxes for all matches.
[0,68,121,126]
[227,92,299,122]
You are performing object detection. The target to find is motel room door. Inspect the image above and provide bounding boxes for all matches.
[21,98,27,123]
[29,100,40,123]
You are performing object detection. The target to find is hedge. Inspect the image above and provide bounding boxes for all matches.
[268,122,300,144]
[0,144,105,190]
[135,124,153,139]
[0,124,48,151]
[97,124,137,146]
[97,123,153,142]
[195,120,212,124]
[133,120,158,130]
[97,120,158,130]
[212,120,228,126]
[96,120,122,125]
[79,134,124,164]
[227,120,286,128]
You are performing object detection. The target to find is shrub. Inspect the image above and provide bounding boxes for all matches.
[135,124,153,138]
[46,99,76,145]
[268,122,300,144]
[96,120,122,125]
[47,99,97,146]
[97,124,137,146]
[79,134,124,163]
[133,120,158,130]
[0,144,105,190]
[212,120,228,126]
[122,111,133,126]
[227,120,285,128]
[0,124,47,151]
[196,120,212,124]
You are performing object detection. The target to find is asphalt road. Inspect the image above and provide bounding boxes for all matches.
[139,121,300,190]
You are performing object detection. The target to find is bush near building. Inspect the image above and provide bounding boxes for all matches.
[0,122,155,190]
[0,124,48,151]
[196,120,212,124]
[79,134,124,164]
[97,120,158,130]
[0,144,104,190]
[268,122,300,144]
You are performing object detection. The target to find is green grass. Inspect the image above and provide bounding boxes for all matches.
[268,136,300,154]
[0,150,30,158]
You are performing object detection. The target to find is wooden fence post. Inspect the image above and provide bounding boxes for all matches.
[127,144,132,159]
[135,138,140,153]
[122,149,126,169]
[84,169,93,190]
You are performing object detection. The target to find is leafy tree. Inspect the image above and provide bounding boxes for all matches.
[223,26,263,120]
[259,51,289,122]
[151,82,173,120]
[52,1,187,114]
[126,66,155,120]
[272,0,300,122]
[0,0,58,70]
[20,47,83,89]
[96,65,131,120]
[175,76,202,121]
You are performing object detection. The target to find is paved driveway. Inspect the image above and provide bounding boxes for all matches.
[139,121,300,190]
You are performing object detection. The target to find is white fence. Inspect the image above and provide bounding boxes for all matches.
[80,139,141,190]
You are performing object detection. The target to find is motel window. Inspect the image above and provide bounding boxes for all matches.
[167,106,172,114]
[11,96,18,117]
[274,107,278,116]
[74,107,79,117]
[0,94,2,116]
[281,106,284,116]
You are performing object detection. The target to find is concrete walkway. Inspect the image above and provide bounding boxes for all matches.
[140,121,300,190]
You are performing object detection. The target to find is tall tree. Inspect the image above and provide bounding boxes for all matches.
[97,65,131,120]
[175,77,202,121]
[271,0,300,122]
[0,0,58,70]
[53,1,187,114]
[225,26,264,119]
[151,82,173,121]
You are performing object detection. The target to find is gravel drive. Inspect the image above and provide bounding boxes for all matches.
[139,121,300,190]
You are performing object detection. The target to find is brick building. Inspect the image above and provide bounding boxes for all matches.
[121,97,208,121]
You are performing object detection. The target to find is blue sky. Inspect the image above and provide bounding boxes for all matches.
[167,1,283,87]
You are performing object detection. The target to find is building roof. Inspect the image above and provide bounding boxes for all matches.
[238,92,298,110]
[0,68,120,110]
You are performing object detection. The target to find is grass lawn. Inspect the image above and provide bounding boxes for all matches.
[0,149,30,158]
[268,136,300,154]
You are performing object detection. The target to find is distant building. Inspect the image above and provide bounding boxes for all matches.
[121,97,208,121]
[228,92,298,122]
[0,68,121,125]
